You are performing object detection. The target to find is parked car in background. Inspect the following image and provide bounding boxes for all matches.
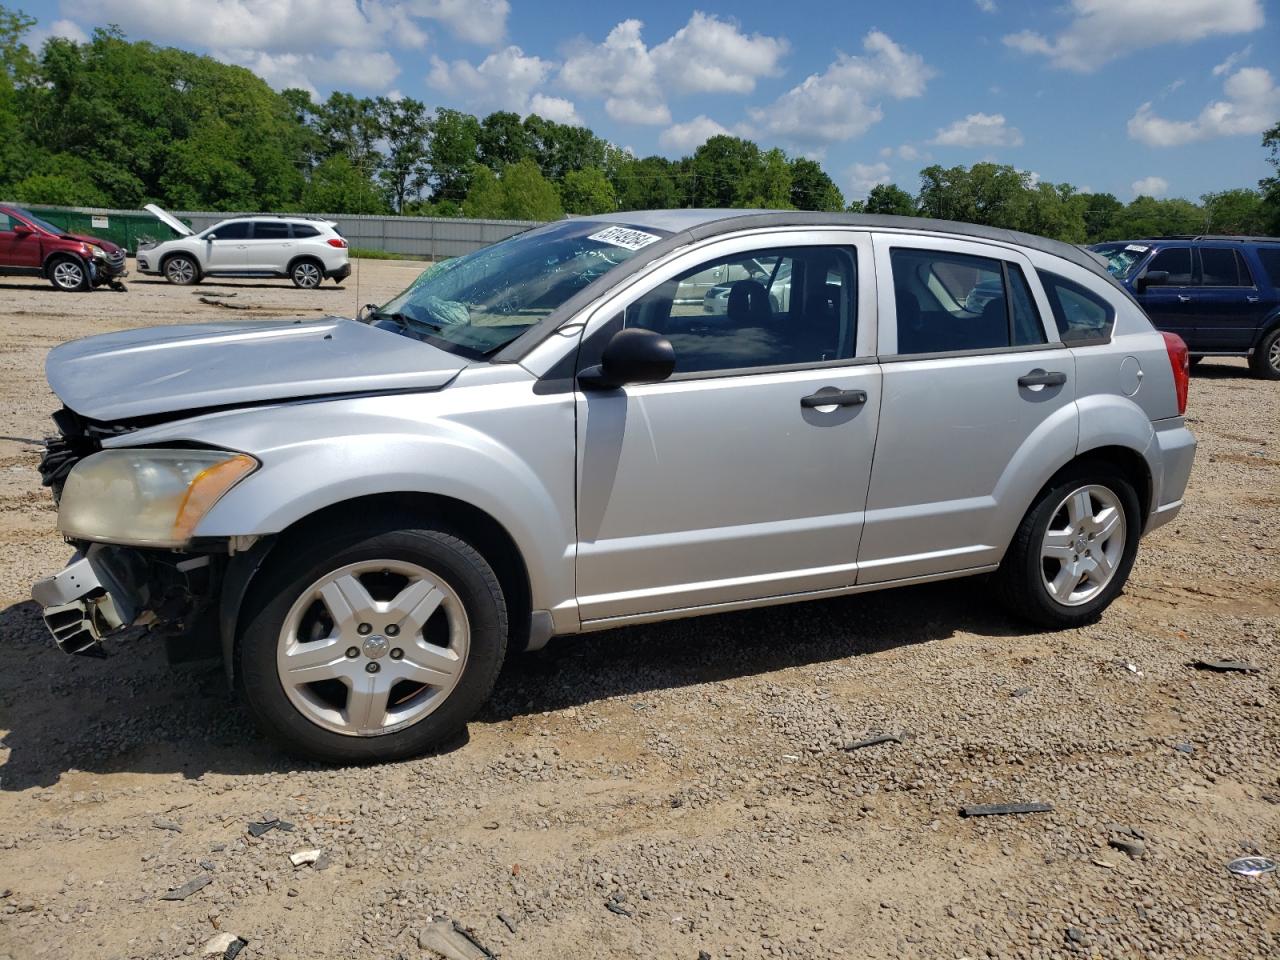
[138,206,351,288]
[0,204,127,291]
[32,211,1195,763]
[1090,236,1280,379]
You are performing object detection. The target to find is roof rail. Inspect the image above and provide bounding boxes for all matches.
[222,213,334,222]
[1141,234,1280,243]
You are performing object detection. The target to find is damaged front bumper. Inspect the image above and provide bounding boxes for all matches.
[31,548,137,657]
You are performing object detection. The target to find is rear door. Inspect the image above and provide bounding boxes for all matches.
[1136,245,1197,342]
[1192,246,1266,350]
[858,233,1076,584]
[243,220,294,271]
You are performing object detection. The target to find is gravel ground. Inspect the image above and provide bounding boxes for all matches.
[0,261,1277,960]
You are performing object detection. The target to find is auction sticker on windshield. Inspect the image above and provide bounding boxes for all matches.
[588,226,662,251]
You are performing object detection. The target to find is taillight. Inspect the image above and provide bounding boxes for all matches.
[1161,331,1189,416]
[327,238,347,248]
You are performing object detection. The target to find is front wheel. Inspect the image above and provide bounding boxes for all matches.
[164,254,200,285]
[238,525,507,763]
[1250,327,1280,380]
[48,256,90,291]
[993,463,1141,628]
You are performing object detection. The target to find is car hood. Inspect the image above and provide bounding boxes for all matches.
[67,234,123,254]
[47,318,468,422]
[144,203,194,237]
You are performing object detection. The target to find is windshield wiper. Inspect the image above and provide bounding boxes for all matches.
[370,309,445,334]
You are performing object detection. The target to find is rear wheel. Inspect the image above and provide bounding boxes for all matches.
[290,259,323,289]
[1250,327,1280,380]
[994,462,1141,628]
[238,525,507,763]
[163,254,199,285]
[48,256,89,292]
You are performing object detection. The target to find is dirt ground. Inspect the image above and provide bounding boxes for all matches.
[0,260,1277,960]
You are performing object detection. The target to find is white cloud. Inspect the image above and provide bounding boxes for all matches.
[405,0,509,45]
[64,0,429,52]
[219,48,400,96]
[747,30,932,146]
[931,112,1024,147]
[560,20,668,127]
[649,12,788,94]
[528,93,583,126]
[847,161,892,197]
[658,115,731,152]
[1003,0,1264,72]
[1212,44,1251,76]
[975,0,997,12]
[1131,175,1169,197]
[1128,66,1280,146]
[27,18,90,47]
[428,45,555,114]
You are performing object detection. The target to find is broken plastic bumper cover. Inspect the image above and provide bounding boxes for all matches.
[31,553,128,657]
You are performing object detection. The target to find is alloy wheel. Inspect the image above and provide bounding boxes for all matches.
[166,258,195,284]
[276,559,470,737]
[52,260,85,290]
[1269,337,1280,375]
[294,262,321,288]
[1039,484,1127,607]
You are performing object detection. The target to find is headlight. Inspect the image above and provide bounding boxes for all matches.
[59,448,257,547]
[86,244,107,259]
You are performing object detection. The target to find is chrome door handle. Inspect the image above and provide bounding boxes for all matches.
[1247,296,1260,302]
[1017,369,1067,388]
[800,388,867,408]
[1177,295,1192,302]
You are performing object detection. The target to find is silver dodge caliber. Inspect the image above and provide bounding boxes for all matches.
[31,211,1197,762]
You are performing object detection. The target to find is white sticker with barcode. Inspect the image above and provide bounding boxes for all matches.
[588,226,661,251]
[1124,244,1149,252]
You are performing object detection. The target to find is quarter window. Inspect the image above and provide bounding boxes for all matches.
[292,224,320,238]
[1037,271,1116,345]
[889,248,1045,355]
[252,221,291,239]
[1145,247,1193,285]
[1198,248,1251,287]
[622,246,857,374]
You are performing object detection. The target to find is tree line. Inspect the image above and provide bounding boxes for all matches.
[2,8,1277,242]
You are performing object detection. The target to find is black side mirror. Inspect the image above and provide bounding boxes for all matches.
[1137,270,1169,292]
[578,327,676,390]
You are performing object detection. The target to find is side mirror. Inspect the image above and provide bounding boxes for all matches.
[205,233,218,241]
[578,327,675,390]
[12,222,32,235]
[1137,270,1169,292]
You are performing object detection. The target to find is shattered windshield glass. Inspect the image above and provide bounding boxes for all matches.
[1090,243,1149,279]
[371,220,669,357]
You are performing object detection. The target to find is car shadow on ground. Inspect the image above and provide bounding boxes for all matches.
[1190,362,1258,380]
[0,578,1027,789]
[131,278,347,291]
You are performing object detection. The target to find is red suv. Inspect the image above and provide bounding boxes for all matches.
[0,205,128,291]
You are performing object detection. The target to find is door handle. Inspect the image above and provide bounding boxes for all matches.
[1247,296,1259,302]
[1177,295,1192,302]
[800,388,867,408]
[1017,369,1067,388]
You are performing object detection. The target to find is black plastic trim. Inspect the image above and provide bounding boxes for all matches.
[879,342,1065,364]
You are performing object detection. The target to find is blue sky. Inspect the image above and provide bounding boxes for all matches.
[21,0,1280,202]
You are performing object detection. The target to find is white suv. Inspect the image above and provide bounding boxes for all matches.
[138,205,351,288]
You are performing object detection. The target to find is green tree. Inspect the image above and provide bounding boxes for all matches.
[689,135,760,207]
[1080,192,1123,242]
[477,110,531,169]
[609,152,682,210]
[559,166,616,215]
[789,158,844,211]
[524,114,606,181]
[299,155,387,214]
[739,147,793,208]
[864,183,917,216]
[428,107,480,202]
[1112,196,1205,238]
[497,157,562,220]
[1261,122,1280,233]
[376,95,431,212]
[460,163,503,217]
[1202,188,1266,235]
[917,165,975,222]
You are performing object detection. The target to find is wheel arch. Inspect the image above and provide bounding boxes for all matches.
[219,491,533,687]
[287,253,325,275]
[42,250,88,277]
[1054,444,1153,525]
[159,249,201,277]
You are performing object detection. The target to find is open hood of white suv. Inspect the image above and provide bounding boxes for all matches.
[143,203,194,237]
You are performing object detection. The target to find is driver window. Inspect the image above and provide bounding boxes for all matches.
[208,221,250,240]
[623,246,857,375]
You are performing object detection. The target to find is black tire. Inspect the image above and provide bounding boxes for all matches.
[163,254,200,285]
[238,524,508,763]
[290,258,324,289]
[993,461,1141,629]
[1250,327,1280,380]
[47,255,90,292]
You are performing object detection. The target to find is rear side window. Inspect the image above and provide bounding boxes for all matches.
[1199,248,1252,286]
[889,248,1045,355]
[1146,247,1193,285]
[1037,271,1116,345]
[1250,248,1280,287]
[291,224,320,238]
[252,221,291,239]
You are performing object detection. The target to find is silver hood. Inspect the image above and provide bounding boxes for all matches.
[47,318,468,422]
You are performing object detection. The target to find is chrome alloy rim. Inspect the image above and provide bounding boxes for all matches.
[294,262,321,288]
[276,560,470,737]
[1040,484,1126,607]
[166,258,195,283]
[52,260,84,289]
[1269,337,1280,373]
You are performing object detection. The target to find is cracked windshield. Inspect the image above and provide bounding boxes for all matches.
[371,220,669,355]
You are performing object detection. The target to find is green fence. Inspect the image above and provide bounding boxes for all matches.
[20,206,189,255]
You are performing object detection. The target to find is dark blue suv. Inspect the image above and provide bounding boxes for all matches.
[1090,236,1280,379]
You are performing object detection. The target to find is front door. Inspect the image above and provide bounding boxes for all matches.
[574,232,881,622]
[204,220,251,271]
[1136,245,1197,342]
[858,234,1077,583]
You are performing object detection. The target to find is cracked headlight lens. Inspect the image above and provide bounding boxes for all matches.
[59,448,257,547]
